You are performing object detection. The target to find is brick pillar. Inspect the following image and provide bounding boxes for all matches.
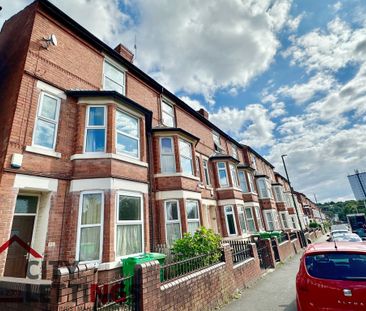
[136,260,161,311]
[263,239,276,268]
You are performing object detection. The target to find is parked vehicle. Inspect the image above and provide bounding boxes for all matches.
[332,233,363,242]
[347,214,366,240]
[327,225,350,242]
[296,242,366,310]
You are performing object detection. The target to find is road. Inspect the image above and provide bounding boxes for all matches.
[221,235,327,311]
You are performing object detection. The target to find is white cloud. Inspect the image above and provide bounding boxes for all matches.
[277,72,337,103]
[121,0,292,104]
[179,96,206,111]
[270,101,286,118]
[287,14,304,32]
[210,104,275,148]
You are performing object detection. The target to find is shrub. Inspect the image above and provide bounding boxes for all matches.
[309,221,321,228]
[172,227,222,264]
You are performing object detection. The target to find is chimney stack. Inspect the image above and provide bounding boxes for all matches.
[114,43,134,63]
[197,108,209,119]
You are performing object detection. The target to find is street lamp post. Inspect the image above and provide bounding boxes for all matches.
[281,154,308,247]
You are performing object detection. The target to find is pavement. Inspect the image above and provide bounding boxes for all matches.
[221,234,327,311]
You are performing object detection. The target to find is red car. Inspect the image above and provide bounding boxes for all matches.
[296,242,366,310]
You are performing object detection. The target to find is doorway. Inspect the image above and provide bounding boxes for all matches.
[4,195,38,278]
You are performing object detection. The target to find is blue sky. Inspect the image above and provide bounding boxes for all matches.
[2,0,366,202]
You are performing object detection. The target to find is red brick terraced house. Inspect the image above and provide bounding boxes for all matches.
[0,0,322,297]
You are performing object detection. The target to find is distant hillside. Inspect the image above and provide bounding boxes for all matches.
[318,200,366,222]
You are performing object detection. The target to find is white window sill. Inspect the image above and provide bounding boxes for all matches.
[216,187,241,191]
[25,146,61,158]
[98,260,122,271]
[154,173,200,181]
[70,153,148,167]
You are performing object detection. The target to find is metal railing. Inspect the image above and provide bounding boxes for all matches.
[290,232,298,240]
[225,239,253,264]
[277,232,289,244]
[160,252,222,283]
[94,275,136,311]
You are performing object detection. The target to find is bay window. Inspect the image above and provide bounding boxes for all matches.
[186,200,200,235]
[238,171,249,192]
[161,100,175,127]
[264,211,275,231]
[203,159,211,186]
[238,205,247,233]
[248,172,255,193]
[116,110,139,158]
[160,137,176,173]
[77,192,103,262]
[85,106,106,152]
[103,60,125,95]
[116,193,143,257]
[179,139,193,175]
[229,164,239,188]
[217,162,229,187]
[245,207,257,232]
[33,92,60,149]
[165,200,181,246]
[224,205,237,236]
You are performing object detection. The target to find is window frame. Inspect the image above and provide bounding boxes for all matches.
[237,205,247,234]
[232,144,238,160]
[217,162,229,187]
[76,191,104,264]
[254,206,264,231]
[273,185,285,202]
[203,159,211,186]
[186,200,200,235]
[32,91,61,150]
[103,59,126,95]
[280,212,289,229]
[229,163,239,188]
[224,205,237,236]
[245,207,257,233]
[178,138,193,175]
[238,171,249,193]
[264,210,275,231]
[159,137,176,173]
[115,109,140,159]
[212,131,222,151]
[115,191,144,259]
[161,100,176,127]
[84,105,107,153]
[164,200,182,246]
[257,177,272,199]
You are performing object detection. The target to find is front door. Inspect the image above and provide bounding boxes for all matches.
[4,195,38,278]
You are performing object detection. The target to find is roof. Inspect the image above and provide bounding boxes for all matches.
[241,145,274,168]
[151,127,200,143]
[36,0,243,149]
[305,242,366,255]
[209,153,240,164]
[237,164,255,171]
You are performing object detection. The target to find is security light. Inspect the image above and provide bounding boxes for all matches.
[42,34,58,49]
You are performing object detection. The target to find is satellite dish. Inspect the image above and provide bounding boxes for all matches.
[50,34,57,46]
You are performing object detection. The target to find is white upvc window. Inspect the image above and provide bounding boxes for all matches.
[103,60,125,95]
[286,193,295,208]
[160,137,176,173]
[116,110,140,159]
[238,171,249,193]
[213,132,222,151]
[33,92,61,150]
[245,207,257,232]
[195,155,201,180]
[85,106,106,153]
[217,162,229,187]
[76,191,104,263]
[232,144,238,159]
[165,200,181,246]
[247,172,255,193]
[251,154,257,170]
[224,205,237,236]
[264,211,275,231]
[161,100,175,127]
[290,215,298,229]
[254,206,264,231]
[186,200,200,235]
[116,192,144,258]
[257,178,272,199]
[238,205,247,233]
[229,163,239,188]
[273,186,285,202]
[280,212,289,229]
[179,139,193,175]
[203,159,211,186]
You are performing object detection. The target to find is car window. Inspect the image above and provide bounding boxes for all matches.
[333,234,362,242]
[305,253,366,281]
